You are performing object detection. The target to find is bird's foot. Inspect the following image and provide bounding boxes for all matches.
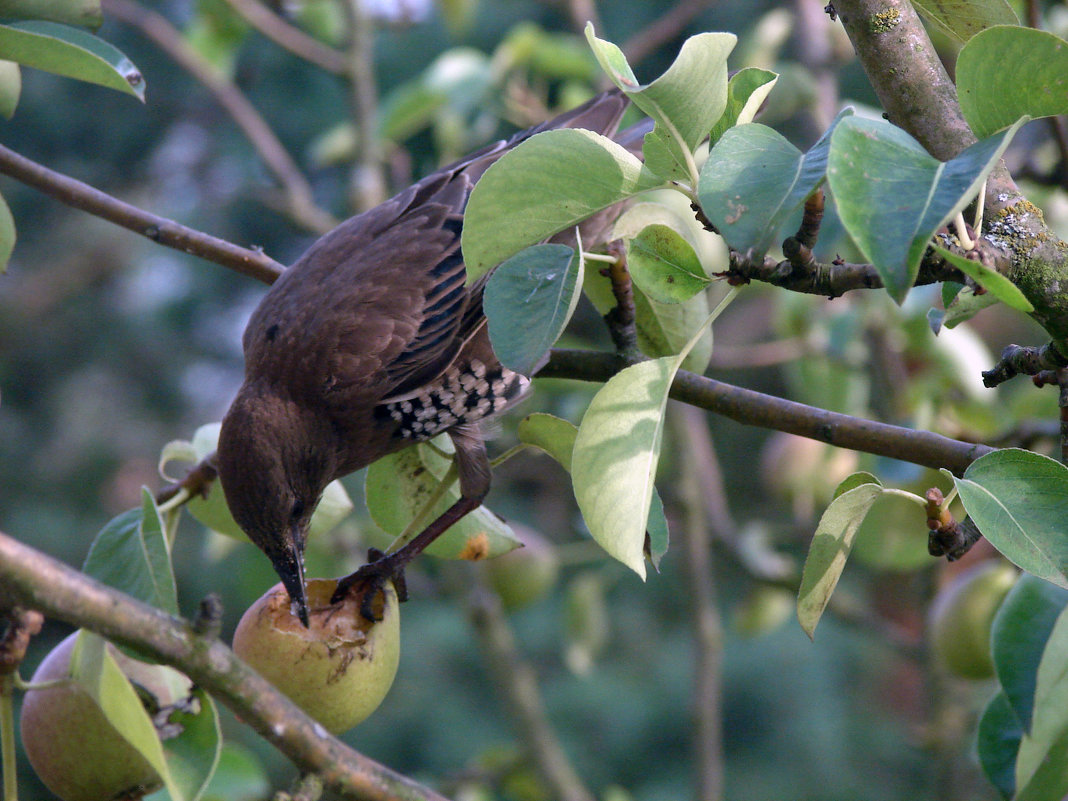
[331,548,409,621]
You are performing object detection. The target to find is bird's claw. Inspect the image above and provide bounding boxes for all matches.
[331,548,409,621]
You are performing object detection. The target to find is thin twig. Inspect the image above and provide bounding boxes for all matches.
[622,0,717,65]
[0,530,451,801]
[0,143,284,283]
[221,0,348,74]
[339,0,387,211]
[467,583,596,801]
[103,0,337,234]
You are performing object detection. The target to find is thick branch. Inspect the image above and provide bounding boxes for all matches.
[541,349,992,474]
[0,143,284,283]
[0,530,450,801]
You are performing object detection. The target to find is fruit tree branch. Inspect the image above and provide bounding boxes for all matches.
[0,530,452,801]
[541,348,993,474]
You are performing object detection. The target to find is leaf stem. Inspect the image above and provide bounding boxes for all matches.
[1,674,17,801]
[880,488,928,507]
[940,484,959,509]
[581,252,617,264]
[952,212,975,250]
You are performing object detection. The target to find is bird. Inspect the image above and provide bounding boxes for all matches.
[216,89,631,625]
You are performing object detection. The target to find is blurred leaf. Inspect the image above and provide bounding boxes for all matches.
[153,688,221,801]
[709,67,779,145]
[977,690,1023,799]
[1015,604,1068,798]
[586,24,734,180]
[71,631,176,797]
[198,743,270,801]
[0,20,145,99]
[953,449,1068,588]
[517,413,577,472]
[827,115,1022,303]
[564,571,609,675]
[83,489,179,616]
[911,0,1018,42]
[485,244,583,376]
[0,190,14,271]
[572,357,676,577]
[626,224,711,303]
[0,0,102,27]
[365,439,520,560]
[797,473,884,638]
[991,573,1068,730]
[462,129,663,279]
[0,59,20,117]
[699,109,850,257]
[646,487,669,568]
[958,27,1067,138]
[931,245,1033,311]
[941,282,999,328]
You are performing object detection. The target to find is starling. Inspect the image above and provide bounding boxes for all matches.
[217,90,630,624]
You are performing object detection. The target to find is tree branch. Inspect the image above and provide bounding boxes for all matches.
[103,0,338,234]
[221,0,348,75]
[541,349,993,474]
[0,530,451,801]
[0,143,284,283]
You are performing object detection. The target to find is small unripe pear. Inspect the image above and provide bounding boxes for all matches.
[232,578,400,733]
[929,561,1017,680]
[485,526,560,611]
[19,632,180,801]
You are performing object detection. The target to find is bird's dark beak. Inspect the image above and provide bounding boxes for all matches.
[272,532,309,627]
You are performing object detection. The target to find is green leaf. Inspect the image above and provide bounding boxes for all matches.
[699,109,851,256]
[83,489,179,616]
[646,487,669,569]
[827,115,1023,303]
[940,283,999,329]
[154,688,221,801]
[484,244,583,376]
[0,0,103,28]
[977,690,1023,799]
[572,357,676,577]
[911,0,1018,43]
[954,449,1068,588]
[0,59,20,118]
[71,631,176,797]
[709,67,779,145]
[582,243,714,374]
[195,743,270,801]
[462,128,664,279]
[0,190,14,271]
[797,473,884,638]
[586,24,735,180]
[991,573,1068,730]
[931,244,1033,312]
[627,224,711,303]
[958,26,1068,138]
[517,413,577,473]
[0,20,144,99]
[365,439,521,560]
[1015,605,1068,798]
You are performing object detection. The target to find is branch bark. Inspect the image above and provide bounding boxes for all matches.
[0,530,450,801]
[542,348,993,475]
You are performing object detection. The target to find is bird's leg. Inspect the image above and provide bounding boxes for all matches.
[332,424,491,619]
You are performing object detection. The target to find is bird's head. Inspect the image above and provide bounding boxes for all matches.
[216,388,333,627]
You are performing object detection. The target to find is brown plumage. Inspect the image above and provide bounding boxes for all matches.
[217,90,630,624]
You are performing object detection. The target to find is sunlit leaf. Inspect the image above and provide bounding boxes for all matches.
[517,413,577,472]
[931,245,1033,312]
[626,224,711,304]
[911,0,1018,43]
[709,67,778,145]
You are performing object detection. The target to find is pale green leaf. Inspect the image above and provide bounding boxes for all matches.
[1014,605,1068,799]
[911,0,1018,43]
[0,59,20,118]
[517,413,577,473]
[709,67,779,145]
[627,224,711,304]
[932,244,1033,312]
[954,449,1068,588]
[0,190,14,271]
[462,128,664,279]
[797,474,884,638]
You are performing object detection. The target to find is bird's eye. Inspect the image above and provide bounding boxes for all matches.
[290,500,305,520]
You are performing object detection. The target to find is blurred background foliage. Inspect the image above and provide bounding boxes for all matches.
[3,0,1068,799]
